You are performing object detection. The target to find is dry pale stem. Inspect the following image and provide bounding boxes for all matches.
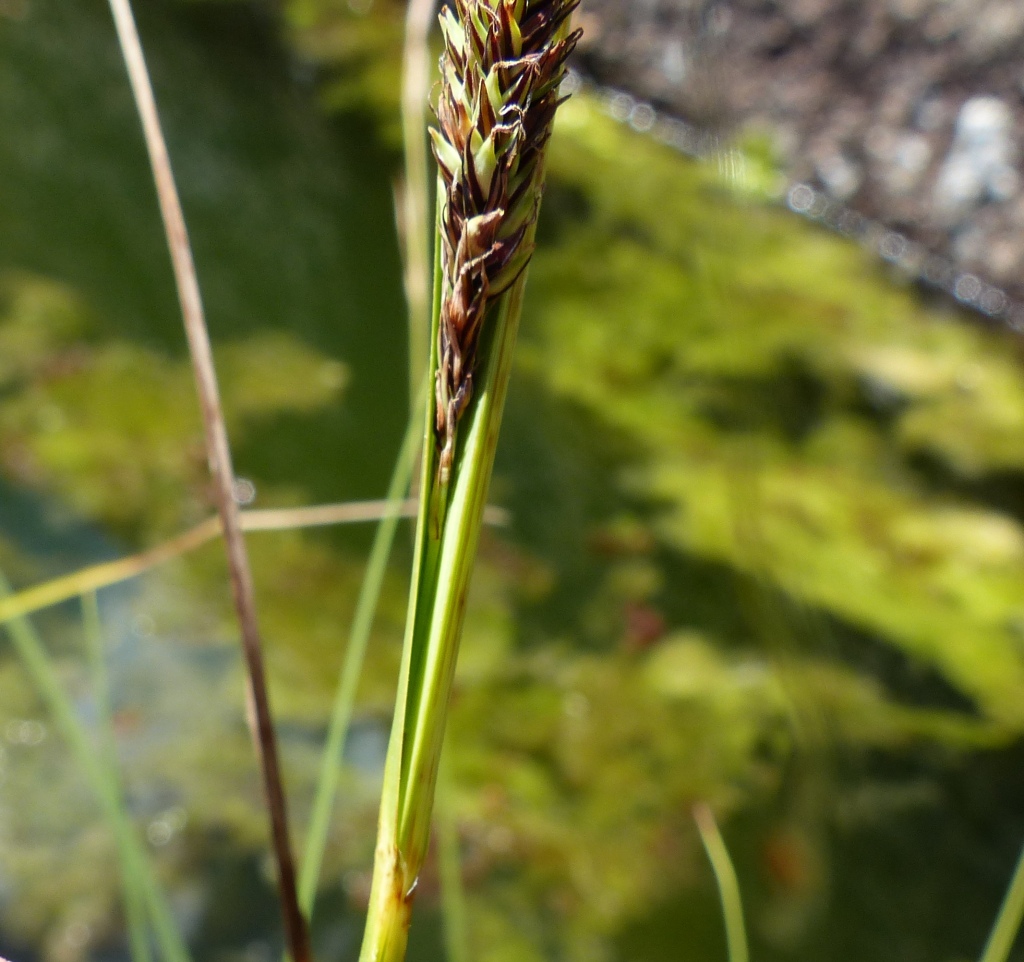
[106,2,310,959]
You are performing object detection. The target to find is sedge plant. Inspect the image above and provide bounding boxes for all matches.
[358,2,581,959]
[7,4,1024,961]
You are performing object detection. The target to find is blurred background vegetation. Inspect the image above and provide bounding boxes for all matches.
[2,2,1024,962]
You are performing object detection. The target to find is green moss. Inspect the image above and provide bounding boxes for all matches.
[517,95,1024,731]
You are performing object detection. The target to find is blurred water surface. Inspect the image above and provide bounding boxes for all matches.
[2,3,1024,962]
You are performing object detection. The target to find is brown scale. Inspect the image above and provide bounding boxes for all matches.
[431,0,582,484]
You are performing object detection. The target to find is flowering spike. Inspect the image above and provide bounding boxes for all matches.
[439,9,465,54]
[429,128,462,183]
[508,14,523,55]
[430,0,581,484]
[484,66,504,118]
[472,134,498,196]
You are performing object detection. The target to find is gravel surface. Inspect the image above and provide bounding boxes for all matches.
[576,0,1024,303]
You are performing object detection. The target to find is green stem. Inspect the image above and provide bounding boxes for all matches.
[358,266,528,962]
[0,570,191,962]
[358,1,576,950]
[401,284,524,861]
[694,803,749,962]
[82,591,153,962]
[979,838,1024,962]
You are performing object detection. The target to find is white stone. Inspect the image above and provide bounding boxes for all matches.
[817,153,862,200]
[933,96,1018,222]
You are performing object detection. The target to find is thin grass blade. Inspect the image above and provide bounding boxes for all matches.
[0,569,191,962]
[299,403,424,916]
[82,590,153,962]
[0,501,420,629]
[399,0,439,403]
[979,838,1024,962]
[694,803,749,962]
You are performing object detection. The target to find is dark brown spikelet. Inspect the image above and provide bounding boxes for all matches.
[430,0,581,484]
